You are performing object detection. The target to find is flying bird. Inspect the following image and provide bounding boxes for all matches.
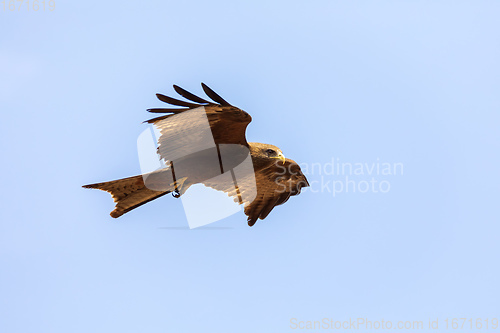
[83,83,309,226]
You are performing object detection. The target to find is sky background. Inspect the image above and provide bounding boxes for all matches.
[1,1,499,332]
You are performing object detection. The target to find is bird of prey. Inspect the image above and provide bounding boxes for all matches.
[83,83,309,226]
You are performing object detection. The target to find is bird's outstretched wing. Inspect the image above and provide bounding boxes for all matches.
[203,159,309,226]
[145,83,253,164]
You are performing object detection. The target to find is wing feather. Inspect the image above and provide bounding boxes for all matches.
[201,82,232,106]
[147,108,191,113]
[156,93,203,108]
[244,159,309,226]
[146,84,252,163]
[173,84,213,104]
[203,158,308,226]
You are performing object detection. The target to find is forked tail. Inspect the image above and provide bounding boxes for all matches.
[83,174,171,218]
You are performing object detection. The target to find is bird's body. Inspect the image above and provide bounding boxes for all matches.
[83,83,308,226]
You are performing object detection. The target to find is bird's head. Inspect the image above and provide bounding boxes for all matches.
[249,142,286,170]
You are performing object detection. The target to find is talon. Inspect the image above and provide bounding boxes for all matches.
[170,177,188,198]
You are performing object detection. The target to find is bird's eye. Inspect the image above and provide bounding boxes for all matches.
[266,149,276,155]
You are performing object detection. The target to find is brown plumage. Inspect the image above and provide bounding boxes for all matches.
[83,83,309,226]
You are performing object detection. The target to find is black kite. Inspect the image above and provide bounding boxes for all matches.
[83,83,309,226]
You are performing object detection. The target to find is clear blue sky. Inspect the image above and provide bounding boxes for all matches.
[1,1,499,332]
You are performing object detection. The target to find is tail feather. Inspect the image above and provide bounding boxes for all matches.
[83,174,170,218]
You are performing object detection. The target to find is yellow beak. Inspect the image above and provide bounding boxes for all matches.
[276,152,285,164]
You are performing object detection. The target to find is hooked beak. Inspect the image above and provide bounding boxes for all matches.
[276,152,286,164]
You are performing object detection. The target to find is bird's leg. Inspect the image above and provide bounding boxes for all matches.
[171,177,188,198]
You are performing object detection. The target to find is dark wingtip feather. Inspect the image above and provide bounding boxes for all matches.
[147,108,190,114]
[155,93,202,108]
[201,83,231,106]
[247,216,257,227]
[173,85,213,104]
[143,114,173,124]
